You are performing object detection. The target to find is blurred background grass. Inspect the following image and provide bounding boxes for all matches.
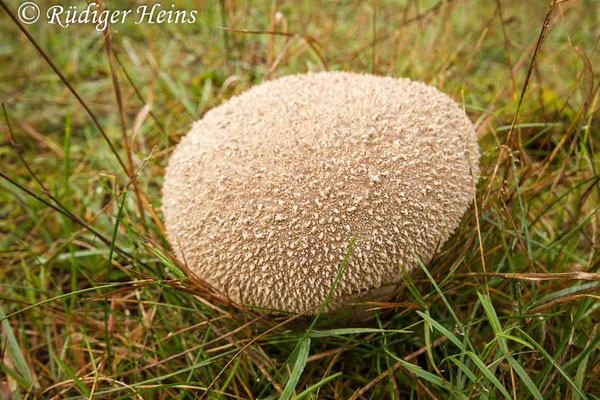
[1,0,600,398]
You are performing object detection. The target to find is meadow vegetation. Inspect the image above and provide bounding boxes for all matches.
[1,0,599,398]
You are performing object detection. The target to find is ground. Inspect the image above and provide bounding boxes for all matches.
[1,0,599,398]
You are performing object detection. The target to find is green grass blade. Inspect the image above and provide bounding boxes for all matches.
[478,293,543,399]
[448,356,477,382]
[294,372,342,400]
[466,351,511,400]
[0,305,33,388]
[400,262,428,309]
[270,238,355,400]
[573,349,590,400]
[0,282,139,323]
[417,257,463,331]
[279,337,311,400]
[55,354,91,397]
[308,327,409,338]
[506,355,543,400]
[477,293,503,339]
[498,333,534,350]
[142,242,186,278]
[1,364,30,391]
[306,236,355,332]
[517,329,588,400]
[62,112,71,197]
[416,310,466,350]
[385,350,449,390]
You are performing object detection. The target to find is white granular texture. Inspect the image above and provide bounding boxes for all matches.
[162,71,480,313]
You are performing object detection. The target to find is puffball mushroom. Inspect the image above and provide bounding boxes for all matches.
[162,71,480,314]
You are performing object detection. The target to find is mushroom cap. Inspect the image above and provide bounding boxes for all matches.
[162,71,480,314]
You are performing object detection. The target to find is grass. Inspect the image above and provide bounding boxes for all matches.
[1,0,599,398]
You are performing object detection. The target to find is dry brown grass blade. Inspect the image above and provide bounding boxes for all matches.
[116,313,270,379]
[21,147,160,279]
[4,104,55,199]
[499,195,542,278]
[529,294,600,314]
[97,0,148,233]
[483,0,558,206]
[550,55,597,189]
[218,0,233,67]
[458,271,600,281]
[222,27,329,70]
[154,315,230,345]
[0,112,160,271]
[267,0,278,66]
[114,53,170,139]
[266,36,297,76]
[332,0,444,66]
[209,321,283,395]
[349,336,450,400]
[535,47,596,182]
[359,301,422,310]
[371,0,377,74]
[462,91,489,295]
[198,307,325,400]
[402,0,444,25]
[0,172,140,270]
[13,120,63,156]
[495,0,517,99]
[0,0,129,175]
[2,106,124,254]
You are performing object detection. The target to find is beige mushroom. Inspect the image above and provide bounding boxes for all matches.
[162,71,480,314]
